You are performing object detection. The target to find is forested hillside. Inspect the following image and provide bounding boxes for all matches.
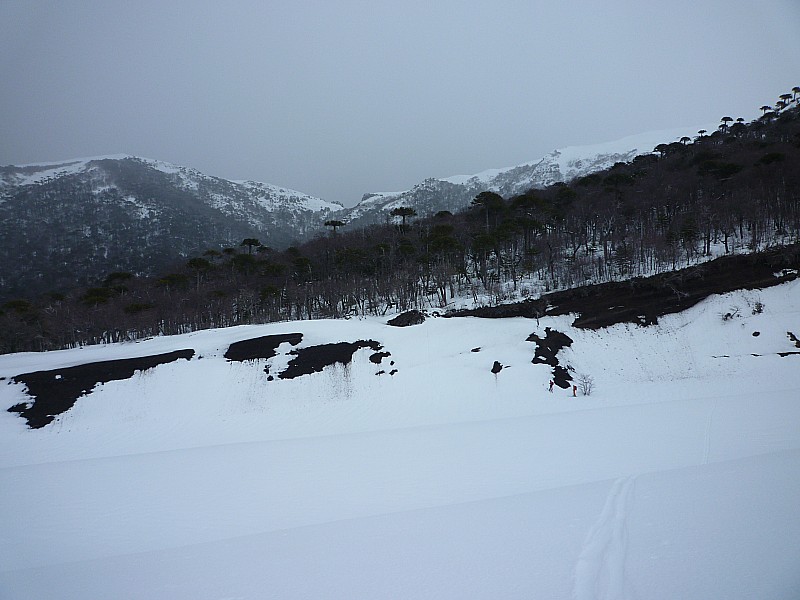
[2,98,798,353]
[0,156,341,301]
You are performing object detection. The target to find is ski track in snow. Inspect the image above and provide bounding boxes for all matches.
[573,475,637,600]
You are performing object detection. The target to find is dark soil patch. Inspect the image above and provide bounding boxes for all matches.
[7,349,194,429]
[388,310,426,327]
[448,244,800,330]
[224,333,303,362]
[527,328,573,388]
[278,340,384,380]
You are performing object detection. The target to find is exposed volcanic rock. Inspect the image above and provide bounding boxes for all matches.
[226,335,395,380]
[224,333,303,362]
[446,299,547,320]
[527,328,573,388]
[278,340,385,380]
[7,349,194,428]
[369,351,392,364]
[788,332,800,348]
[544,245,799,329]
[387,310,426,327]
[448,244,800,329]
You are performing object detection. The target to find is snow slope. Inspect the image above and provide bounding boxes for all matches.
[0,281,798,599]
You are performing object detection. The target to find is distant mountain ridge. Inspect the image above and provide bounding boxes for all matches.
[0,154,341,218]
[336,127,706,227]
[0,155,342,299]
[0,127,703,301]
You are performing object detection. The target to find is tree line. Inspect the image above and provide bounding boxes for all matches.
[1,96,799,354]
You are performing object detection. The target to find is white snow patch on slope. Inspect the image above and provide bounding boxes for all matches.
[440,126,709,188]
[235,179,343,211]
[0,155,129,186]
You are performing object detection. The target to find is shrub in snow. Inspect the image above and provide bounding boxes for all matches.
[721,306,741,321]
[576,373,595,396]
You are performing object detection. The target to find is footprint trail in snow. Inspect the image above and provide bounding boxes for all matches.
[573,475,637,600]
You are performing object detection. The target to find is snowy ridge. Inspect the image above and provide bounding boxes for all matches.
[441,127,707,187]
[0,154,131,187]
[342,126,710,226]
[0,280,798,598]
[235,179,342,212]
[0,154,342,212]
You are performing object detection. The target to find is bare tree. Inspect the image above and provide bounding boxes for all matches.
[576,373,595,396]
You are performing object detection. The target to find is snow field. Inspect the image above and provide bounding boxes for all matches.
[0,280,798,598]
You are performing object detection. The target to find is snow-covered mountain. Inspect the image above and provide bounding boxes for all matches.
[1,277,798,598]
[0,154,341,229]
[0,126,706,299]
[0,155,342,299]
[339,127,706,227]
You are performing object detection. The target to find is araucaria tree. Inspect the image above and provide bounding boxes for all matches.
[240,238,261,255]
[390,206,417,231]
[324,220,346,235]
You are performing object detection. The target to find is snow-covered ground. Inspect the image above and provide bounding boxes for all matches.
[0,281,798,599]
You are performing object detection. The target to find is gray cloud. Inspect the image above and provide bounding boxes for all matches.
[2,0,799,206]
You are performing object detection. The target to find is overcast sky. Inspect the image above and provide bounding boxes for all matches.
[1,1,798,206]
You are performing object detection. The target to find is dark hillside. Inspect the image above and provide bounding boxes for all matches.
[1,93,799,353]
[451,243,800,329]
[0,157,339,302]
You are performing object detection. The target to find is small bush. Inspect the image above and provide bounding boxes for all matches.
[721,306,741,321]
[577,373,595,396]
